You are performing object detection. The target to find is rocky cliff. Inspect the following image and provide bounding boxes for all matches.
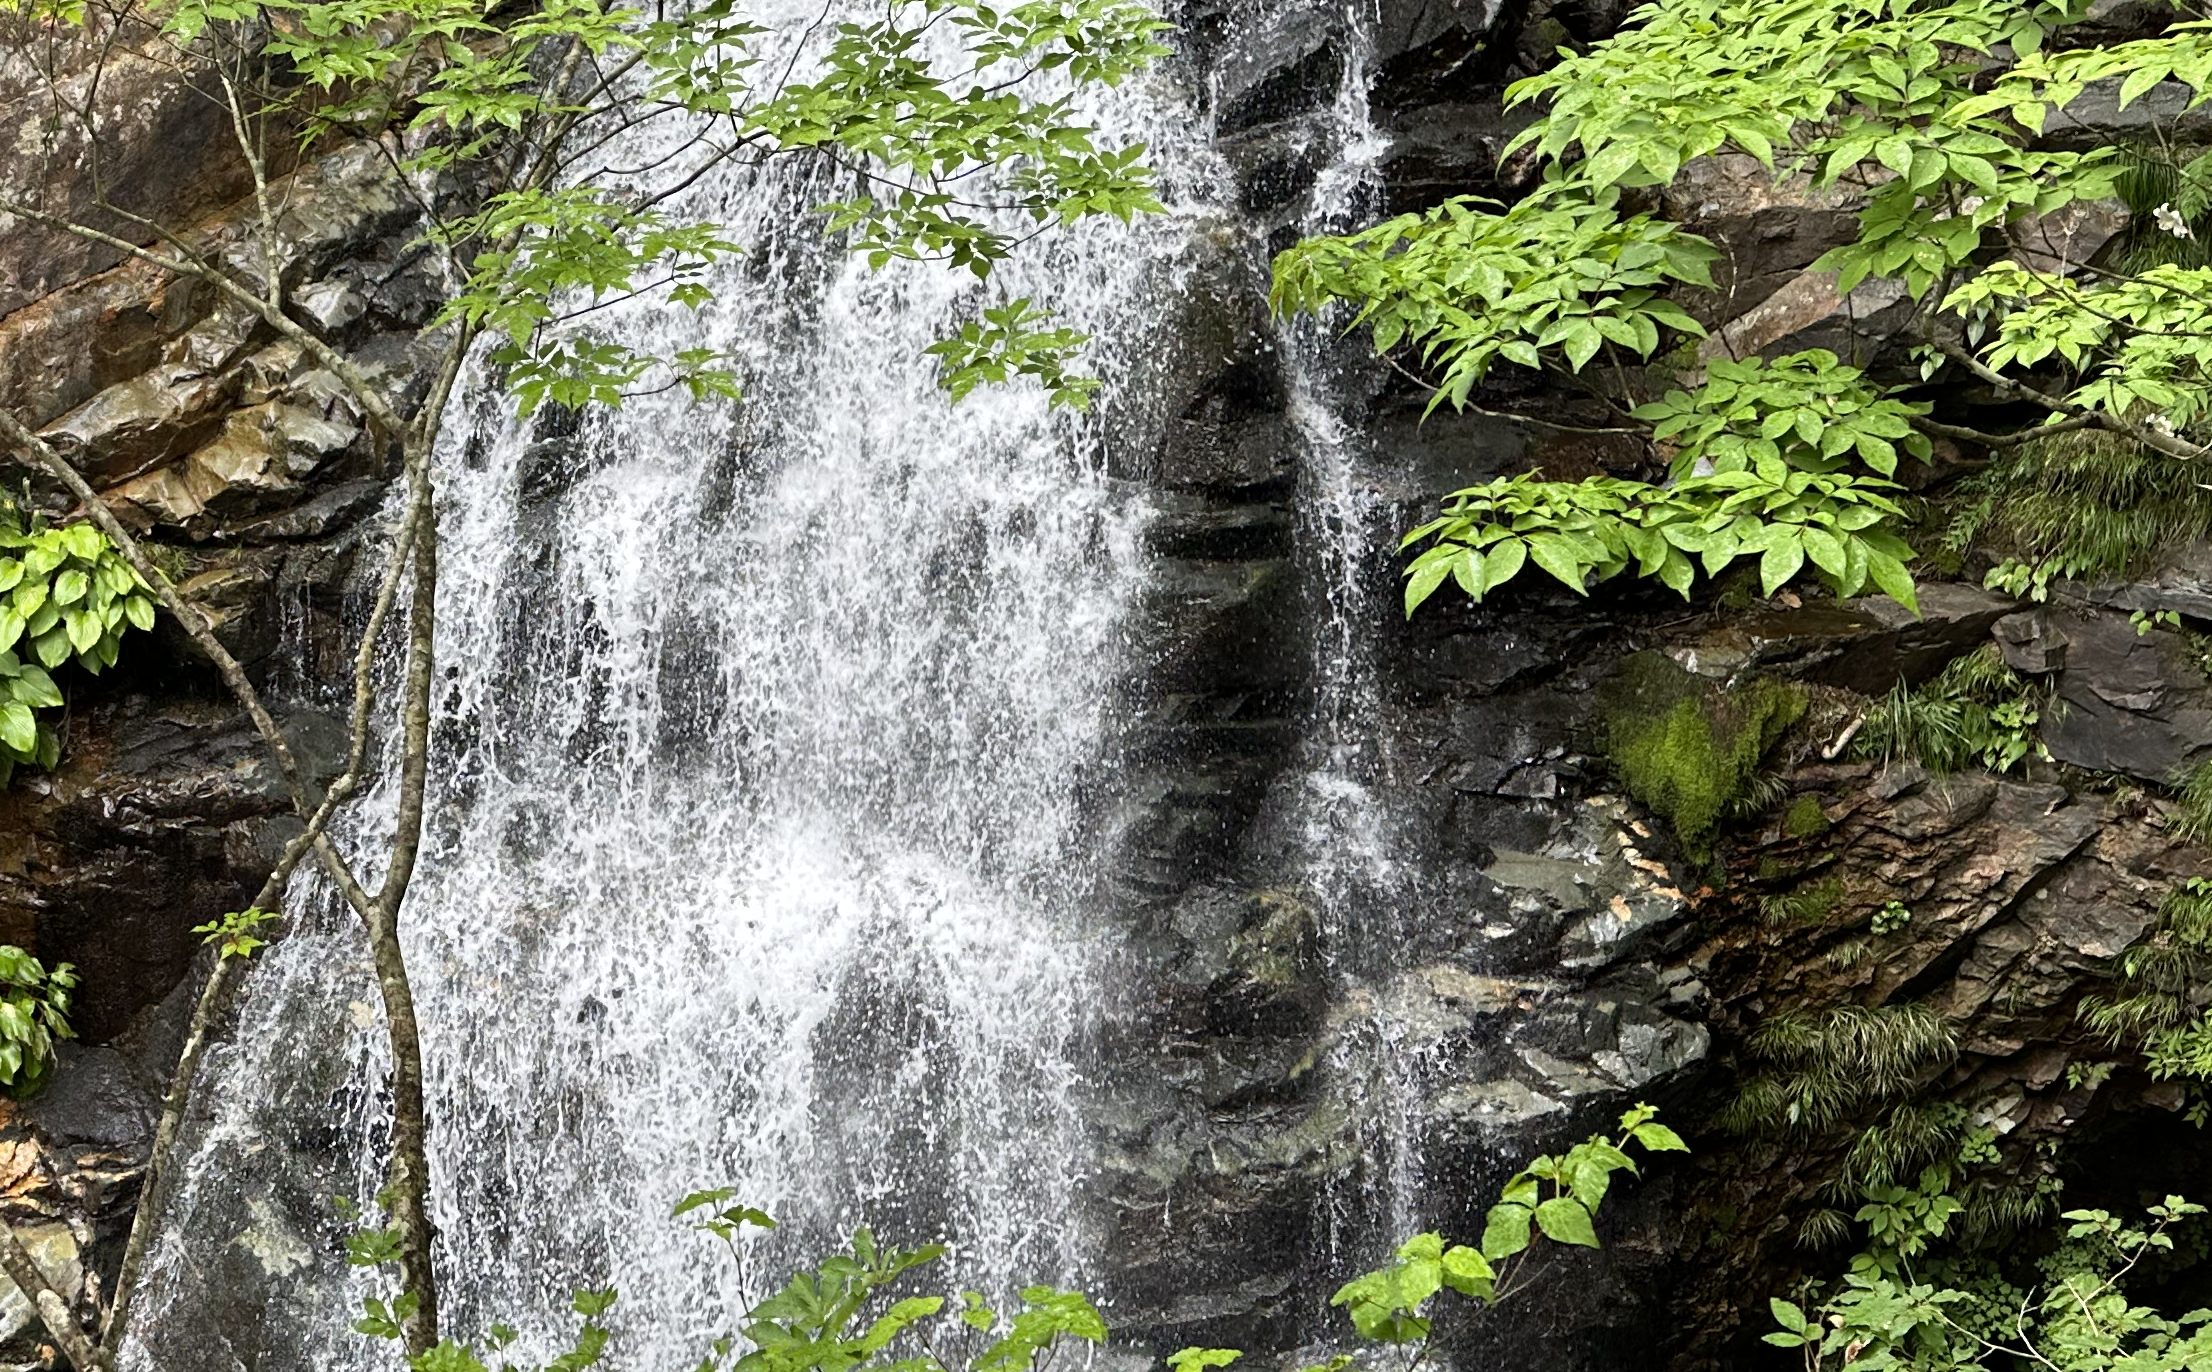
[0,1,2204,1368]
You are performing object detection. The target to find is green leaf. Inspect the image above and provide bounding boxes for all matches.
[1758,536,1805,597]
[1481,1202,1533,1261]
[1630,1121,1688,1152]
[1166,1351,1243,1372]
[0,701,32,756]
[1865,548,1919,616]
[1405,559,1452,616]
[1533,1196,1600,1248]
[1527,535,1589,594]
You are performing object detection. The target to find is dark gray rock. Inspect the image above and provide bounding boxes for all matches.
[2040,606,2212,781]
[21,1044,158,1149]
[1704,582,2019,695]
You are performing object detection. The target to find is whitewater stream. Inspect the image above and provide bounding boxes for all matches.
[119,2,1451,1367]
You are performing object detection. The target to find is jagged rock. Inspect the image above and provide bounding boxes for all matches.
[39,365,237,485]
[2038,605,2212,781]
[2040,78,2212,152]
[1376,99,1514,210]
[1694,582,2018,695]
[0,41,253,319]
[0,699,342,1039]
[1664,156,1866,320]
[0,1221,80,1348]
[2073,540,2212,622]
[105,401,362,533]
[1478,797,1689,971]
[1702,267,1915,365]
[2011,198,2131,276]
[1993,607,2068,674]
[20,1045,158,1150]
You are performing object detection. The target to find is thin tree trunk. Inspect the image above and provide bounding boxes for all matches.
[101,491,433,1356]
[372,506,441,1354]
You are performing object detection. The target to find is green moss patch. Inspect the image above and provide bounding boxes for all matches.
[1783,795,1833,839]
[1600,653,1807,857]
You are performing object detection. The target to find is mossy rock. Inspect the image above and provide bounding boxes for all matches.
[1598,653,1806,857]
[1783,795,1833,839]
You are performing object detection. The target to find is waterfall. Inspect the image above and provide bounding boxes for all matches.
[121,6,1228,1365]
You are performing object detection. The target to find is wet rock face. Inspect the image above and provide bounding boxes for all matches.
[0,117,440,1048]
[0,103,427,1360]
[8,7,2212,1372]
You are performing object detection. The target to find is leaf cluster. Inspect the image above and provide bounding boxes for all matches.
[192,907,282,961]
[1314,1106,1685,1350]
[0,945,74,1094]
[0,514,154,778]
[1722,1004,1958,1134]
[1769,1197,2212,1370]
[1274,0,2212,617]
[153,0,1172,415]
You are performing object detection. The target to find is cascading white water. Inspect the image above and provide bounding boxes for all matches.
[121,8,1230,1366]
[1273,0,1499,1254]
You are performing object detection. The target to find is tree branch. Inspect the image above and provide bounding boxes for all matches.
[1930,336,2206,462]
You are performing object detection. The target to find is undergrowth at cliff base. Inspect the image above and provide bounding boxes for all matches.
[346,1112,1684,1372]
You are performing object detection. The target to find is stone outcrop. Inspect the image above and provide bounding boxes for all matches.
[0,73,437,1354]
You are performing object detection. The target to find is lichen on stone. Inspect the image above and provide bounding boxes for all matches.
[1598,652,1807,857]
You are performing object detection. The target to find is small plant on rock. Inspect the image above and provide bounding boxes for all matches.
[1853,647,2046,776]
[0,945,75,1095]
[0,503,155,781]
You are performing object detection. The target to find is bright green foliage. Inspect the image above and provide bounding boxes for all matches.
[1269,177,1718,411]
[349,1116,1686,1372]
[1947,429,2212,600]
[1636,352,1931,482]
[354,1198,1109,1372]
[1946,263,2212,428]
[1853,647,2045,775]
[147,0,1171,414]
[1722,1005,1957,1135]
[0,945,75,1094]
[672,1187,778,1248]
[0,511,155,780]
[1599,654,1806,855]
[1770,1196,2212,1371]
[1309,1105,1685,1348]
[1279,0,2212,614]
[1399,460,1915,613]
[192,907,281,961]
